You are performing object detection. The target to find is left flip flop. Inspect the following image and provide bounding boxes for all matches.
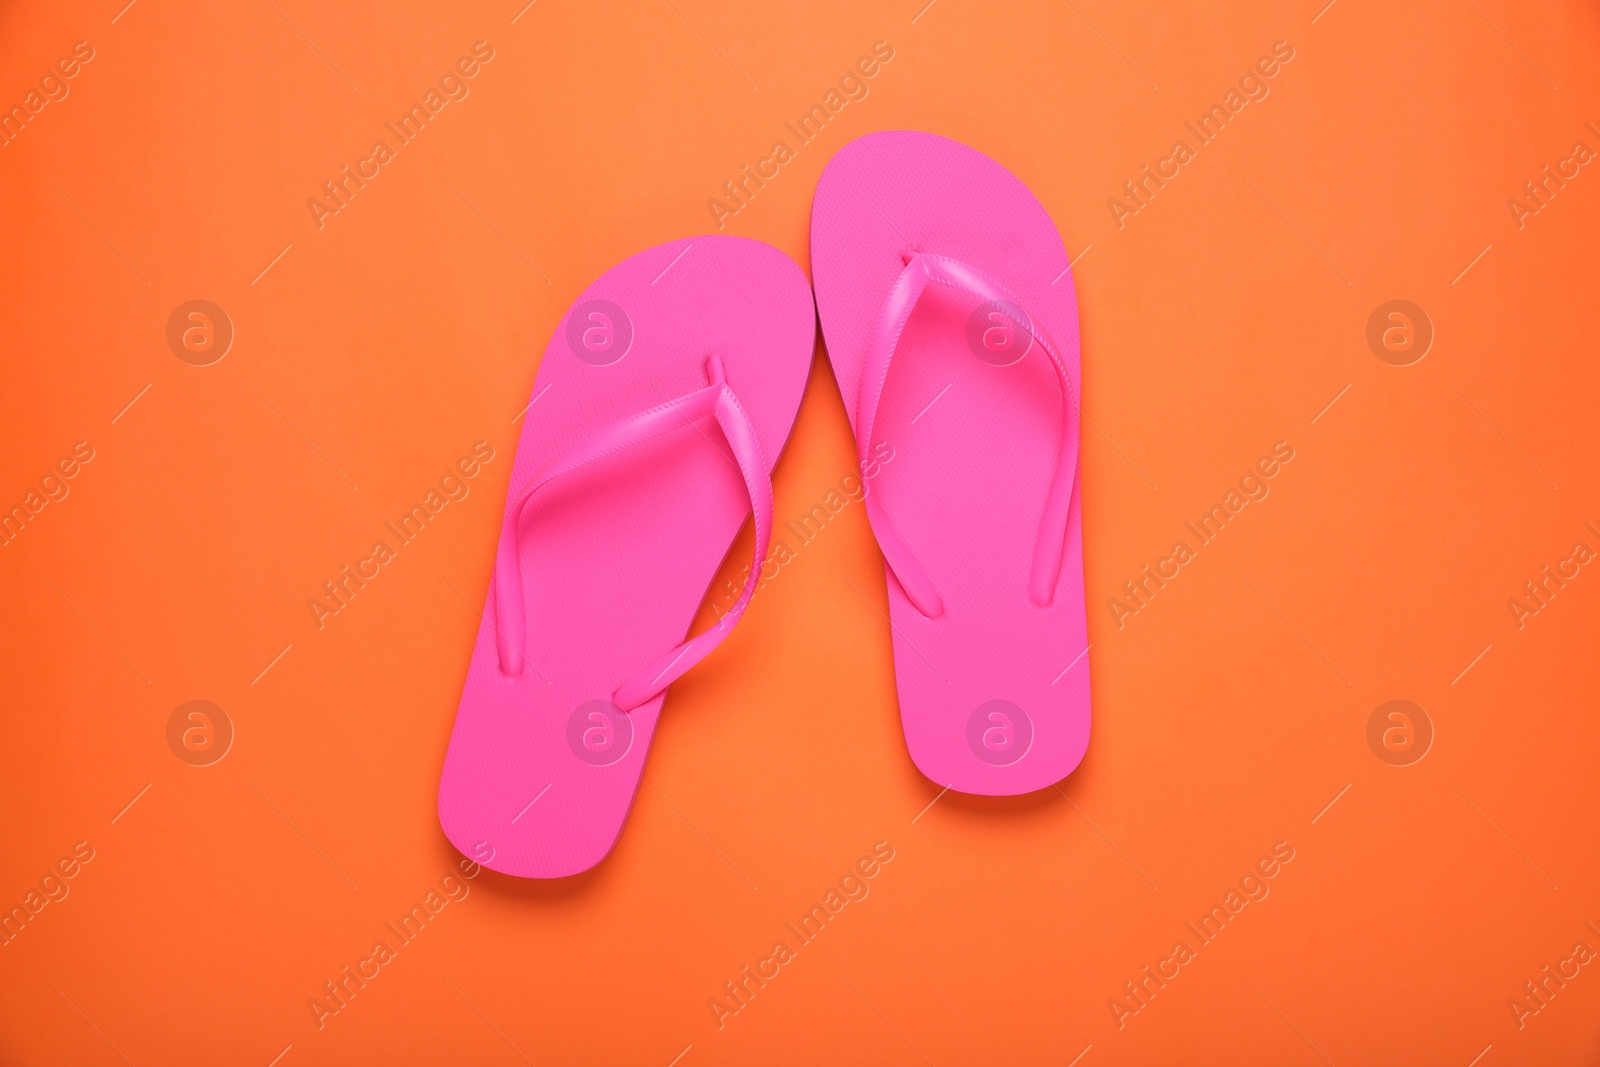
[439,236,814,878]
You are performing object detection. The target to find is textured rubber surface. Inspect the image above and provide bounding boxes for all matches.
[811,130,1090,795]
[438,236,814,877]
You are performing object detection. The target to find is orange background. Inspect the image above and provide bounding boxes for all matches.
[4,0,1599,1063]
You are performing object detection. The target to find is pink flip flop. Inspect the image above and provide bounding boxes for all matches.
[438,236,814,877]
[811,131,1090,796]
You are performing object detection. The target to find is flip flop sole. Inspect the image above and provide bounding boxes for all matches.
[439,236,814,877]
[812,131,1090,796]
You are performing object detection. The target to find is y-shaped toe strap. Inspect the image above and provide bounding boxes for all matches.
[493,355,773,711]
[857,250,1079,617]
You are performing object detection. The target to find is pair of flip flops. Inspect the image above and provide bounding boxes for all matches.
[438,131,1091,878]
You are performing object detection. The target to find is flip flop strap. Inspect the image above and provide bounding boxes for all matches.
[493,355,772,712]
[857,250,1080,617]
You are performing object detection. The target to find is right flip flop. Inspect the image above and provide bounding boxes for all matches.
[811,130,1090,796]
